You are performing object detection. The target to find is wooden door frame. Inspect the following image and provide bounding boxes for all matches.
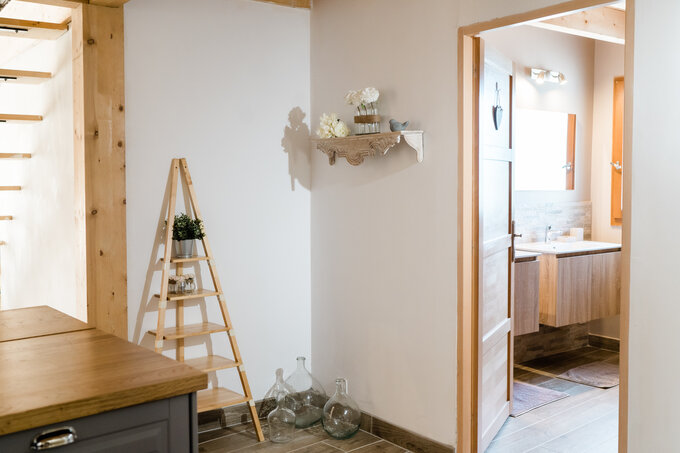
[456,1,633,452]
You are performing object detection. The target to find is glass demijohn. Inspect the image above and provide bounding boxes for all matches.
[260,368,296,417]
[322,378,361,439]
[267,393,296,443]
[285,357,327,428]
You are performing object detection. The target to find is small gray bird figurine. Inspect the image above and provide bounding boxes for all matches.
[389,119,410,132]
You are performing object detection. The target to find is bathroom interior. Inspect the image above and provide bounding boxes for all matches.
[481,4,624,451]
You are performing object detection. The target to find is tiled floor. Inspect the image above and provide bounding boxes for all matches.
[199,423,412,453]
[487,347,619,453]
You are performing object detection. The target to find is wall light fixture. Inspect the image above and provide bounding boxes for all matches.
[531,68,567,85]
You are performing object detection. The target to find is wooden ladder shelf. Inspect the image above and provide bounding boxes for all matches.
[147,158,264,442]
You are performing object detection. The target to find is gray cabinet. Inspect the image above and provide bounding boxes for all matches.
[0,394,197,453]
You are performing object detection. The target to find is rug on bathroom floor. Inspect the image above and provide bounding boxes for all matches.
[557,361,619,388]
[511,382,569,417]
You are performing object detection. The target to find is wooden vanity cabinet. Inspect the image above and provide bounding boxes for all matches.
[514,258,540,335]
[591,251,621,319]
[539,251,621,327]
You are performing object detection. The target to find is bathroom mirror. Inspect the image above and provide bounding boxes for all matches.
[514,109,576,191]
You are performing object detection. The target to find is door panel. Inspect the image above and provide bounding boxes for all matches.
[478,39,514,452]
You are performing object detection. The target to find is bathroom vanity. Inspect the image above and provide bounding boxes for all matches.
[516,241,621,328]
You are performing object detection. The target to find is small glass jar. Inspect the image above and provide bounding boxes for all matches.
[322,378,361,439]
[176,277,187,294]
[168,276,178,294]
[184,275,196,293]
[268,393,296,443]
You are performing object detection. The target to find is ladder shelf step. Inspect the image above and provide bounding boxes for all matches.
[183,355,240,373]
[0,186,21,191]
[154,288,221,301]
[197,387,250,413]
[160,255,210,264]
[0,216,13,221]
[148,322,228,340]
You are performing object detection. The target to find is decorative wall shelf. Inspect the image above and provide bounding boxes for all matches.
[314,130,424,166]
[0,69,51,84]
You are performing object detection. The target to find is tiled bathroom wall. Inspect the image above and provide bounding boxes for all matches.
[514,200,592,243]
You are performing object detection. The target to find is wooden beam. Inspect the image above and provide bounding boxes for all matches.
[72,3,127,339]
[252,0,310,8]
[15,0,129,7]
[0,17,68,39]
[530,6,625,44]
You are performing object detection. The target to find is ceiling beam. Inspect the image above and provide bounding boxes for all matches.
[252,0,310,9]
[13,0,128,8]
[529,6,625,44]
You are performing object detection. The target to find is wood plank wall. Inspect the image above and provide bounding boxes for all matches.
[72,4,128,339]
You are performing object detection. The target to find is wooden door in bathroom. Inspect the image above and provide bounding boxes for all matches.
[477,39,515,452]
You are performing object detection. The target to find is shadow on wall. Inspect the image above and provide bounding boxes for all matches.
[281,107,311,191]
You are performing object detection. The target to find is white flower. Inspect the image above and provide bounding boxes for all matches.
[317,113,339,138]
[317,113,350,138]
[360,87,379,104]
[345,90,360,106]
[333,120,350,137]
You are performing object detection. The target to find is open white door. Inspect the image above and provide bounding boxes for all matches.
[477,38,515,451]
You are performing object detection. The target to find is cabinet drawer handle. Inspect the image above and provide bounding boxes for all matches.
[31,427,77,450]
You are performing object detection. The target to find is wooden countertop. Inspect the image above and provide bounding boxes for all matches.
[0,328,207,435]
[0,305,92,342]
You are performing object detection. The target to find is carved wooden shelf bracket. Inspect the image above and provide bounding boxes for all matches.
[314,131,424,166]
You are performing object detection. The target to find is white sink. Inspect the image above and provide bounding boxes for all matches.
[516,240,621,255]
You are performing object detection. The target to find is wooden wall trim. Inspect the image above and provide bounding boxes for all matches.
[457,1,626,451]
[72,3,128,339]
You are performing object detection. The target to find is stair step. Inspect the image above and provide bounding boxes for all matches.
[197,387,250,413]
[148,322,228,341]
[183,355,240,373]
[154,288,221,301]
[0,18,68,40]
[0,153,31,159]
[0,69,51,84]
[0,114,42,122]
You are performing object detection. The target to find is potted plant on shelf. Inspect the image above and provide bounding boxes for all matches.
[172,213,205,258]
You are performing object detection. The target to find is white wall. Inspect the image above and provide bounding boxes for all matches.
[0,31,82,319]
[626,0,680,449]
[124,0,311,399]
[482,25,595,206]
[310,1,459,444]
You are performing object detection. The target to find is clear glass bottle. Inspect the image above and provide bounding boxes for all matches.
[184,275,196,293]
[267,393,296,443]
[259,368,296,418]
[176,277,186,294]
[322,378,361,439]
[285,357,327,428]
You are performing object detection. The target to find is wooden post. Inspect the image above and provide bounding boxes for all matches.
[72,3,127,339]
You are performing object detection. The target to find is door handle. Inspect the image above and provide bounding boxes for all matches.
[31,427,77,450]
[512,233,523,238]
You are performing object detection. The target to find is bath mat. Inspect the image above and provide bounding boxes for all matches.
[511,382,569,417]
[557,361,619,389]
